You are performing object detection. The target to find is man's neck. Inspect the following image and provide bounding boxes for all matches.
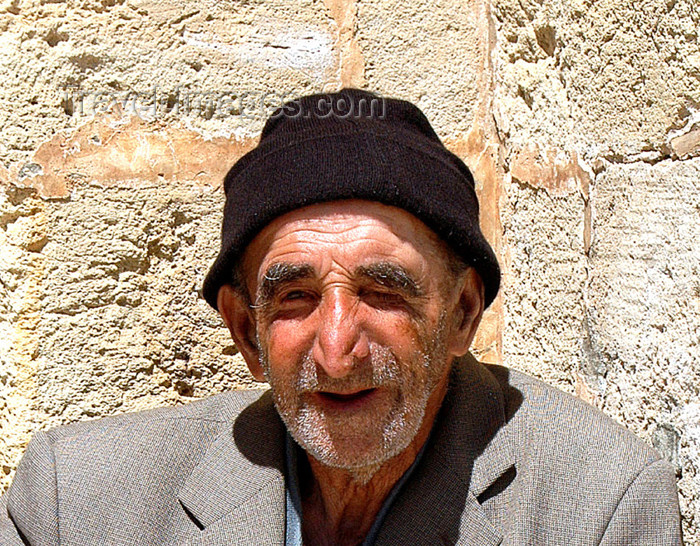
[300,376,450,546]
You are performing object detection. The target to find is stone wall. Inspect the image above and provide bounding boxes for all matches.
[1,0,698,539]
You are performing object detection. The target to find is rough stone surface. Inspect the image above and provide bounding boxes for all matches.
[1,0,699,540]
[493,0,700,159]
[501,178,588,392]
[17,115,256,198]
[356,0,491,138]
[0,0,341,170]
[36,184,255,420]
[586,158,700,543]
[0,187,47,483]
[491,0,700,536]
[0,182,256,490]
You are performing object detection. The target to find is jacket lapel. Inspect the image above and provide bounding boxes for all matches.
[377,354,517,545]
[177,355,518,545]
[178,391,287,545]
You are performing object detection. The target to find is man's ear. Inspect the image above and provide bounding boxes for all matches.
[217,285,266,382]
[448,268,485,357]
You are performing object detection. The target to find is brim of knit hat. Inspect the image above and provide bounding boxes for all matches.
[202,128,500,310]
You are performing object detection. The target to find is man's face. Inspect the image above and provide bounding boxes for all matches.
[233,200,483,471]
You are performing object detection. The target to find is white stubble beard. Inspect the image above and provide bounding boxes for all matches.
[257,315,450,481]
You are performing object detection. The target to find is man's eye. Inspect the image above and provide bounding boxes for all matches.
[281,290,312,302]
[361,290,406,308]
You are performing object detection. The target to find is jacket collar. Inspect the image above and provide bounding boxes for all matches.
[440,353,518,500]
[376,353,516,545]
[178,390,287,544]
[178,354,518,545]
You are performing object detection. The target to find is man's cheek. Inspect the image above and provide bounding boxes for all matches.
[258,322,297,360]
[356,314,410,351]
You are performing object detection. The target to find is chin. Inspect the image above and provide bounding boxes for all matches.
[289,403,427,472]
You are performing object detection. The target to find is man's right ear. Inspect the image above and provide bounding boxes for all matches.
[217,285,266,381]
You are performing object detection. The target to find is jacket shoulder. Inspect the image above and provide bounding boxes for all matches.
[482,362,672,518]
[3,388,278,545]
[475,363,681,543]
[43,387,269,445]
[22,388,274,498]
[489,364,662,468]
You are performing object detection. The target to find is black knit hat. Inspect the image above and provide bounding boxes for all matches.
[203,89,500,309]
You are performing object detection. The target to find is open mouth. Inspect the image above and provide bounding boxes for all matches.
[313,388,381,410]
[320,388,376,402]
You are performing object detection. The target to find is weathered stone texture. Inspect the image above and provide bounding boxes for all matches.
[18,115,256,198]
[493,0,700,158]
[0,0,341,170]
[491,0,700,535]
[586,158,700,542]
[36,184,255,423]
[0,186,47,486]
[501,178,588,392]
[356,0,491,137]
[1,0,700,540]
[0,181,258,487]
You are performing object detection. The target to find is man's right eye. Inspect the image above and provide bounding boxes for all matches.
[284,291,307,300]
[270,290,318,318]
[279,290,315,304]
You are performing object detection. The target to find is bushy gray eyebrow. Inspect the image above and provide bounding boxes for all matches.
[255,262,315,307]
[254,261,423,309]
[355,262,424,298]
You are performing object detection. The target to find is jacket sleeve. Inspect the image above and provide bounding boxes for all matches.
[0,431,60,546]
[599,458,683,546]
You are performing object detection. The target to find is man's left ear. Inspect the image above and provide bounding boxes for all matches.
[448,268,485,357]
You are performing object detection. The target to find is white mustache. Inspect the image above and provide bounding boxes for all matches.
[292,346,401,394]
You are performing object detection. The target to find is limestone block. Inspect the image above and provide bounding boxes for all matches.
[16,115,256,198]
[356,0,491,137]
[670,121,700,160]
[0,0,341,171]
[493,0,700,158]
[0,187,46,489]
[0,181,263,492]
[500,171,588,393]
[587,158,700,541]
[35,184,257,429]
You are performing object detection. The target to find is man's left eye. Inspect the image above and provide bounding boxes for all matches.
[361,290,406,308]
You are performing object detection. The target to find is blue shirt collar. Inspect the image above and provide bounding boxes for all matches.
[284,431,432,545]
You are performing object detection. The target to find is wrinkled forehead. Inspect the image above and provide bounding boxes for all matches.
[240,199,453,284]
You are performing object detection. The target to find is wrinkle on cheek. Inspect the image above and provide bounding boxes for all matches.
[360,309,423,350]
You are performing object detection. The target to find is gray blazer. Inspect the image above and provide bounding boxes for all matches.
[0,355,682,545]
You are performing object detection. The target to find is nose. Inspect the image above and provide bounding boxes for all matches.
[311,289,369,379]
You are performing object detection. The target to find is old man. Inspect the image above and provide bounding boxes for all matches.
[1,89,682,545]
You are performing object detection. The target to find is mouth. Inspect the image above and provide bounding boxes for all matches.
[313,388,379,410]
[321,388,375,401]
